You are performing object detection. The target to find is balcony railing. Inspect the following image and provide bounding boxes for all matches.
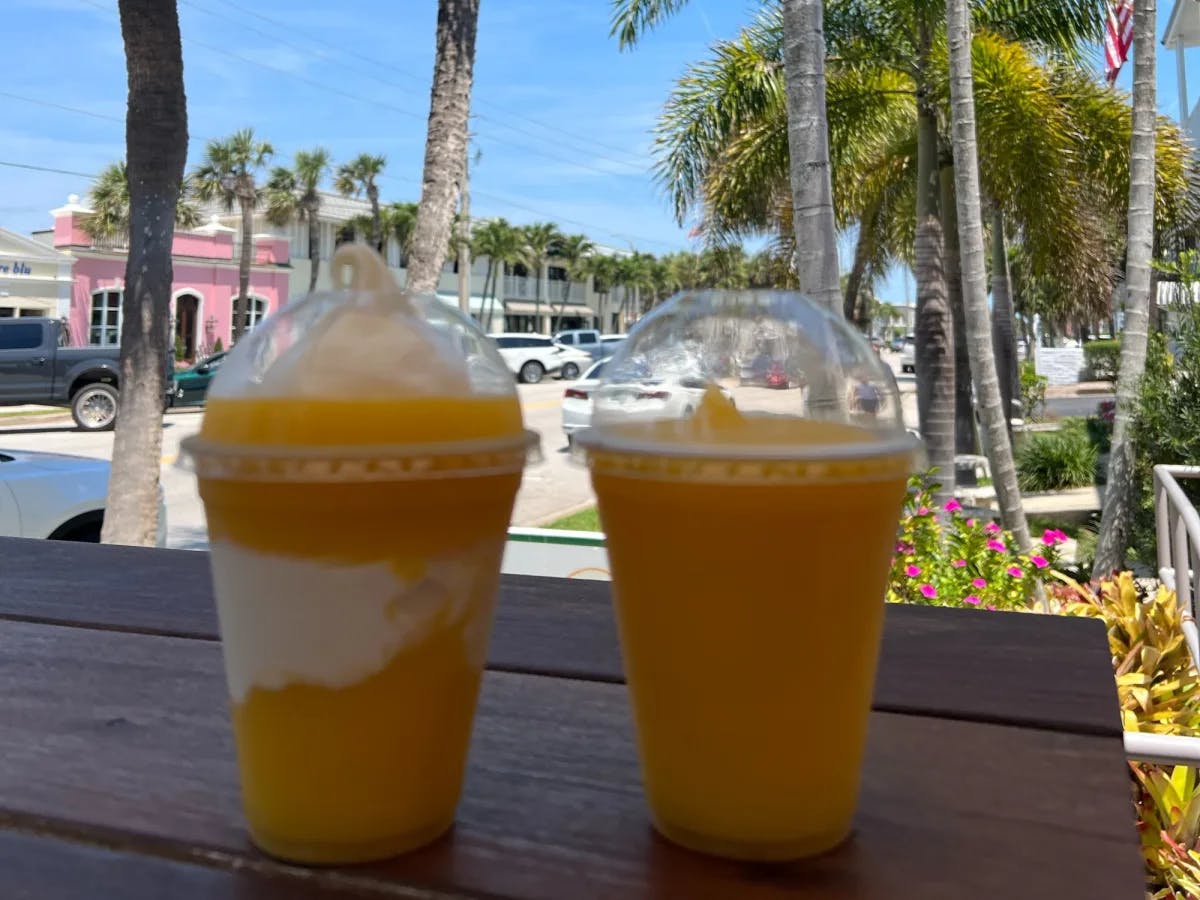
[503,274,586,304]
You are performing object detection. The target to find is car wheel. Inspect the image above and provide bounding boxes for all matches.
[561,362,580,380]
[519,361,545,384]
[71,383,119,431]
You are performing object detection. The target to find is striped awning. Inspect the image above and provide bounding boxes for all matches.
[503,301,595,317]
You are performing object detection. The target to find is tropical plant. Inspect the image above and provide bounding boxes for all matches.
[471,218,522,331]
[191,128,274,344]
[1016,420,1098,492]
[101,0,188,546]
[264,147,331,292]
[1019,359,1047,421]
[612,0,842,312]
[381,201,419,267]
[1083,338,1122,380]
[407,0,479,294]
[520,222,562,331]
[334,153,387,252]
[82,161,200,240]
[549,233,595,330]
[888,473,1064,609]
[1096,0,1160,576]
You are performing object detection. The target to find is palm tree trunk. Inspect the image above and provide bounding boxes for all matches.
[307,207,321,293]
[1096,0,1157,576]
[940,162,975,455]
[533,263,542,333]
[482,259,495,331]
[915,70,956,505]
[990,208,1018,432]
[407,0,479,295]
[844,216,872,329]
[368,185,382,253]
[102,0,187,546]
[780,0,841,315]
[234,196,252,344]
[944,0,1031,553]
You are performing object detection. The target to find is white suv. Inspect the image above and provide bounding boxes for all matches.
[491,334,591,384]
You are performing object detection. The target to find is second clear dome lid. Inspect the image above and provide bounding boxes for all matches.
[579,289,916,459]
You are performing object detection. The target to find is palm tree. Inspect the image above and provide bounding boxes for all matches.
[407,0,480,295]
[191,128,274,344]
[521,222,562,332]
[613,0,841,311]
[381,201,419,267]
[264,148,331,292]
[1095,0,1158,575]
[101,0,188,547]
[584,253,620,331]
[334,153,387,252]
[943,0,1031,549]
[82,161,200,240]
[471,218,522,331]
[550,233,596,330]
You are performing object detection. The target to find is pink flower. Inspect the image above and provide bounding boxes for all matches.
[987,539,1007,552]
[963,595,981,606]
[965,518,976,527]
[1054,529,1069,543]
[919,584,937,599]
[905,564,922,578]
[985,522,1001,534]
[895,541,914,554]
[1007,565,1024,578]
[1042,529,1068,546]
[944,498,962,513]
[1030,555,1049,569]
[986,604,997,611]
[972,578,987,589]
[952,558,968,568]
[917,506,931,516]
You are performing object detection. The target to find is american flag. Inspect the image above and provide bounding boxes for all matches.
[1104,1,1134,85]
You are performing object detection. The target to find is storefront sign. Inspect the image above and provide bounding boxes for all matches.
[0,261,33,276]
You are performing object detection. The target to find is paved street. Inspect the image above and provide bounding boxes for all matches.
[0,381,593,550]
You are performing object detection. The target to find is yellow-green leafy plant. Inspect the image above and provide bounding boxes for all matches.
[1132,765,1200,899]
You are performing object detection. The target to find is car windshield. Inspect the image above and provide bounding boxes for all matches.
[583,360,607,379]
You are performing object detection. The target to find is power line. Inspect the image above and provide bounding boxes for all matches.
[2,158,681,250]
[186,0,652,167]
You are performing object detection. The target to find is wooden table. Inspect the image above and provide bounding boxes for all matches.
[0,537,1141,898]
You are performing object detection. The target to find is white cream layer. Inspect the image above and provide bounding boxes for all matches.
[210,540,492,704]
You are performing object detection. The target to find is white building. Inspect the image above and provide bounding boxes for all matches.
[206,192,634,335]
[1165,1,1200,145]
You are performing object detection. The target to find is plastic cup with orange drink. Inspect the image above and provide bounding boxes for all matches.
[181,245,537,865]
[576,290,917,861]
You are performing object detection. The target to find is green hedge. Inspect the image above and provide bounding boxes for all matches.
[1017,420,1099,492]
[1083,339,1120,381]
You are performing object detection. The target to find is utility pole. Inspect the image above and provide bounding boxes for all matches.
[457,142,472,318]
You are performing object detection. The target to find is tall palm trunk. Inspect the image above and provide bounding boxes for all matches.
[233,195,253,344]
[781,0,841,314]
[844,214,873,329]
[481,258,495,331]
[368,185,382,253]
[940,163,975,455]
[102,0,187,546]
[990,208,1018,432]
[407,0,479,295]
[307,202,321,292]
[1096,0,1157,575]
[944,0,1031,552]
[915,58,956,504]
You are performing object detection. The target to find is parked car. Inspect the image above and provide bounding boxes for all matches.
[491,334,591,383]
[170,352,227,408]
[599,334,627,358]
[553,329,604,359]
[899,336,916,374]
[0,448,166,544]
[0,318,169,431]
[568,363,733,438]
[562,359,608,442]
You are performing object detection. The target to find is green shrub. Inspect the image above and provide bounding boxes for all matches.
[213,336,225,354]
[174,335,186,362]
[1016,421,1099,491]
[1019,360,1047,421]
[1083,338,1121,380]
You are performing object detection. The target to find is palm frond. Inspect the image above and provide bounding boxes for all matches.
[610,0,693,49]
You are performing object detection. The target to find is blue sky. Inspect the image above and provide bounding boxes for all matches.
[0,0,1191,306]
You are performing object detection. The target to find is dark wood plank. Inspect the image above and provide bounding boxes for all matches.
[0,830,387,900]
[0,537,1121,735]
[0,621,1142,899]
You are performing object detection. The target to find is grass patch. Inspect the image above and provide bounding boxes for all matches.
[0,408,65,420]
[544,507,602,532]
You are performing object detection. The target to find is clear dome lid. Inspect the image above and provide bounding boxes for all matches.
[576,290,918,465]
[181,245,537,483]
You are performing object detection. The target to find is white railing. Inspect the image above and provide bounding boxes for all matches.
[503,274,586,304]
[1123,465,1200,765]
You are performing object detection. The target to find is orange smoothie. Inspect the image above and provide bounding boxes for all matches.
[196,394,526,864]
[585,390,911,860]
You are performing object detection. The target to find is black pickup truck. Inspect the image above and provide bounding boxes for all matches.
[0,318,134,430]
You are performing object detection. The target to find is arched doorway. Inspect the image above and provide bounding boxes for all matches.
[174,293,200,361]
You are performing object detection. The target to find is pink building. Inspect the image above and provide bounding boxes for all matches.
[45,195,291,360]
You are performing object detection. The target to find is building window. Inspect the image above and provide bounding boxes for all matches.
[233,296,269,333]
[548,265,567,282]
[90,289,122,346]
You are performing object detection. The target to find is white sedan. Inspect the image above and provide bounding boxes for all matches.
[0,449,166,543]
[562,360,730,442]
[491,334,594,383]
